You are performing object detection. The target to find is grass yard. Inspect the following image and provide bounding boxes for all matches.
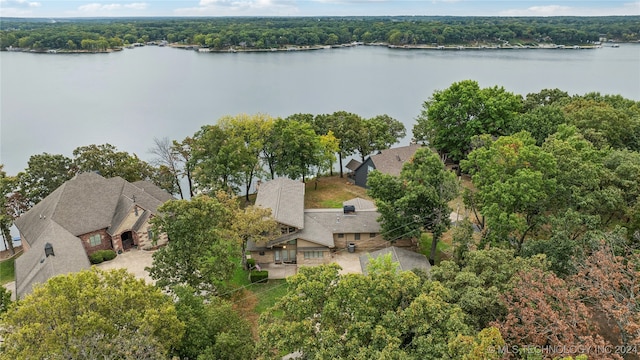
[0,256,17,285]
[418,233,451,265]
[304,175,371,209]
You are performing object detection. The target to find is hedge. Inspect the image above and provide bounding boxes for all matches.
[250,270,268,283]
[89,250,117,264]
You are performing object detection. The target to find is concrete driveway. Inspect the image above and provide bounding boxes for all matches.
[96,249,156,285]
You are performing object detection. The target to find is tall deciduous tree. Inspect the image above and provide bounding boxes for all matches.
[368,148,458,265]
[0,165,18,255]
[259,257,472,359]
[355,114,406,161]
[573,241,640,350]
[150,137,184,199]
[218,114,274,202]
[0,268,184,359]
[461,132,557,253]
[272,118,324,182]
[147,193,238,293]
[16,153,75,207]
[172,286,255,360]
[73,143,156,182]
[173,136,195,197]
[413,80,522,163]
[493,267,612,359]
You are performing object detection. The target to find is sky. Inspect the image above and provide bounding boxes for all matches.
[0,0,638,18]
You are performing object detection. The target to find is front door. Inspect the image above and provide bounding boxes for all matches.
[121,231,134,251]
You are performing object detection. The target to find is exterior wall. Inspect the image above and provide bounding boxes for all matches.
[136,219,168,250]
[354,157,375,188]
[250,249,275,265]
[296,249,330,265]
[296,239,331,265]
[112,207,142,235]
[334,232,389,251]
[79,228,113,256]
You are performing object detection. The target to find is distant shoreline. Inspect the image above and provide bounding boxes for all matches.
[3,41,628,54]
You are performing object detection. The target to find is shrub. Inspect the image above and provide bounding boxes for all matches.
[100,250,116,261]
[246,258,256,270]
[89,252,104,264]
[250,270,268,283]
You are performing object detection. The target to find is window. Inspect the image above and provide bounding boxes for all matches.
[147,229,154,240]
[354,233,361,241]
[337,233,344,238]
[370,233,376,238]
[89,234,101,247]
[304,251,324,259]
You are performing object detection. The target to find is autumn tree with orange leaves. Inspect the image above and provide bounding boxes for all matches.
[494,267,617,359]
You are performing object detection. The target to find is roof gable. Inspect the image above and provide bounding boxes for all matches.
[255,178,305,229]
[369,144,422,177]
[15,220,91,298]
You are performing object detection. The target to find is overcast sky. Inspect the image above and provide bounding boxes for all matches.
[0,0,638,18]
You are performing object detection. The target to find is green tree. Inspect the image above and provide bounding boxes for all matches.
[190,124,245,193]
[0,268,183,359]
[327,111,365,178]
[73,143,156,183]
[413,80,522,163]
[431,248,545,331]
[172,286,255,360]
[356,114,406,161]
[150,137,184,199]
[16,153,75,207]
[0,165,18,255]
[147,194,238,294]
[461,132,557,252]
[0,285,11,315]
[259,257,472,359]
[272,118,324,182]
[218,113,273,201]
[368,148,458,265]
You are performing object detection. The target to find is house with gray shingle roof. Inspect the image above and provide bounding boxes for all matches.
[353,144,422,188]
[248,178,388,266]
[14,172,173,298]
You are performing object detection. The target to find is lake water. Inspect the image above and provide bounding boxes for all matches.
[1,43,639,248]
[1,44,639,176]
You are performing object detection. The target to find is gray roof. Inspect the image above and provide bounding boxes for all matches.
[369,144,422,177]
[255,178,305,229]
[359,246,431,275]
[15,220,91,298]
[15,172,172,243]
[343,197,376,211]
[345,159,362,171]
[300,209,381,245]
[13,172,173,298]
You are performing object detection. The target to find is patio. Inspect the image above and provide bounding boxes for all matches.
[258,250,364,280]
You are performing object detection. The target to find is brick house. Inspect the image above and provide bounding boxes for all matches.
[247,178,395,267]
[14,172,173,298]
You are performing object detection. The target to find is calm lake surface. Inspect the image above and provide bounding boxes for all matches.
[1,43,639,176]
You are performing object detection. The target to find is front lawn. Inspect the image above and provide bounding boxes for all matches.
[0,256,16,285]
[304,175,371,209]
[419,233,451,265]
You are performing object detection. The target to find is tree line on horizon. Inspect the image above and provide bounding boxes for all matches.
[1,16,638,51]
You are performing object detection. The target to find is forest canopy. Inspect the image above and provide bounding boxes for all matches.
[1,16,638,51]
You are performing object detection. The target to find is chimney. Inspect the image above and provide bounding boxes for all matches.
[44,242,55,257]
